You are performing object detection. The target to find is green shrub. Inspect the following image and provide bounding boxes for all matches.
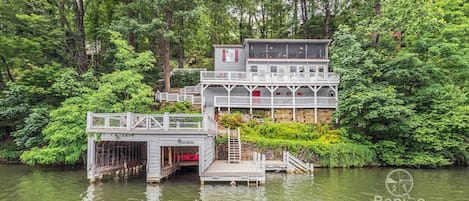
[239,121,375,167]
[170,71,200,88]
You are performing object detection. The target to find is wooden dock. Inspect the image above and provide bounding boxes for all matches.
[201,160,265,185]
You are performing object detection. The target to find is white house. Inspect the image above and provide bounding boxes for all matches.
[156,39,340,123]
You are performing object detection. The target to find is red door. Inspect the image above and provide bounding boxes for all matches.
[252,91,260,104]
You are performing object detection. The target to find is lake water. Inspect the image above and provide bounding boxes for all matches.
[0,164,468,201]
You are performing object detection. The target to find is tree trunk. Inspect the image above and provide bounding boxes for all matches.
[261,0,266,38]
[300,0,309,38]
[72,0,88,74]
[0,56,15,82]
[162,10,173,92]
[324,2,331,38]
[372,3,381,44]
[239,9,243,43]
[178,17,184,69]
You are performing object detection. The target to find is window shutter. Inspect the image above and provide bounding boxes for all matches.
[235,49,238,62]
[222,49,226,62]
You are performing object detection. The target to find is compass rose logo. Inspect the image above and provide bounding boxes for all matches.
[385,169,414,197]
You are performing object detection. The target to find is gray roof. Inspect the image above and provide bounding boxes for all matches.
[244,38,331,44]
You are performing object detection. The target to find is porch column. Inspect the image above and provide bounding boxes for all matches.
[168,147,172,166]
[223,85,236,113]
[287,86,299,121]
[243,85,258,115]
[308,86,321,123]
[329,85,339,124]
[266,86,279,120]
[200,84,209,115]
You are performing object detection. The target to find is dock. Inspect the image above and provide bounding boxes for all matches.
[201,153,266,185]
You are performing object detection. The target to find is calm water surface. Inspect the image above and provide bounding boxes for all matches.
[0,164,468,201]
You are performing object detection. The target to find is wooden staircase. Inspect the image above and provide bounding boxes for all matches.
[228,128,242,163]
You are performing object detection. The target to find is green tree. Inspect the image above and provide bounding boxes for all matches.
[21,70,155,165]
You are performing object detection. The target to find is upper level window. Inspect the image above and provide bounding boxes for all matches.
[270,66,277,73]
[222,48,238,63]
[268,44,286,59]
[306,44,326,59]
[288,43,306,59]
[249,44,266,58]
[290,66,297,73]
[250,66,258,72]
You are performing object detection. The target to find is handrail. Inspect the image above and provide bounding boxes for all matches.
[283,151,312,173]
[86,112,217,132]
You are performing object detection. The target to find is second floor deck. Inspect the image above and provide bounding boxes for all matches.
[200,71,339,85]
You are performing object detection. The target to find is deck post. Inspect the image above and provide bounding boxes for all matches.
[87,136,96,182]
[126,112,132,130]
[163,112,169,131]
[287,86,299,121]
[87,112,92,129]
[203,113,208,131]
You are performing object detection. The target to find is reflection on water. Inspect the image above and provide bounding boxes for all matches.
[0,164,468,201]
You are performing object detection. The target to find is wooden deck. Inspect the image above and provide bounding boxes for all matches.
[201,160,265,185]
[265,160,287,171]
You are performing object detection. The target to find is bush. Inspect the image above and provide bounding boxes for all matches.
[240,121,375,167]
[170,71,200,88]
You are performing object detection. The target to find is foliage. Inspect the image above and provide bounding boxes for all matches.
[170,71,200,88]
[220,112,245,129]
[11,107,49,149]
[21,70,155,165]
[0,142,22,160]
[158,101,197,114]
[238,120,374,168]
[109,31,155,72]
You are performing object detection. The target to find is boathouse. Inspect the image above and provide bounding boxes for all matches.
[86,112,217,183]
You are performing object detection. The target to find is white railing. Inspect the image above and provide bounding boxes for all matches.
[179,85,201,94]
[155,91,202,105]
[201,71,339,83]
[283,151,313,173]
[86,112,217,132]
[170,68,207,75]
[252,151,266,172]
[214,96,336,108]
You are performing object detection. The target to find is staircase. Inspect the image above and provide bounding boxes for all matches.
[228,128,242,163]
[283,151,314,173]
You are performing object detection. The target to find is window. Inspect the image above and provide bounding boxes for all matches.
[290,66,297,73]
[250,66,258,72]
[249,43,266,58]
[270,66,277,73]
[287,43,306,59]
[309,66,316,73]
[268,44,286,58]
[306,44,325,59]
[318,67,324,72]
[299,66,305,73]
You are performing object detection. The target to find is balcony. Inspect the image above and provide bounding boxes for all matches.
[214,96,336,109]
[200,71,339,85]
[86,112,217,134]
